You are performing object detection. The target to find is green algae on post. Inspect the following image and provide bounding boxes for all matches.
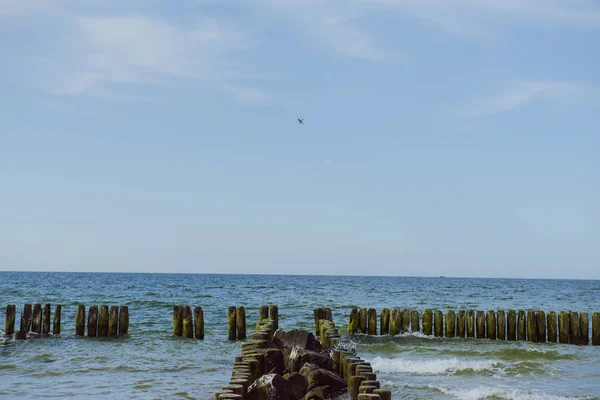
[373,389,392,400]
[182,305,193,338]
[547,311,557,343]
[535,310,546,343]
[75,304,85,336]
[476,310,485,339]
[389,308,401,336]
[422,309,433,336]
[433,310,443,337]
[411,310,420,334]
[173,305,183,337]
[53,305,61,335]
[98,305,109,337]
[445,310,456,338]
[497,310,506,340]
[526,310,536,343]
[348,308,360,335]
[359,308,367,334]
[259,305,268,323]
[401,308,410,333]
[368,308,377,335]
[517,310,526,341]
[108,306,118,336]
[228,306,237,340]
[558,310,569,344]
[466,310,475,338]
[194,306,205,340]
[380,308,390,335]
[486,310,496,340]
[507,310,516,341]
[119,306,129,335]
[456,310,465,338]
[5,304,15,336]
[569,311,580,345]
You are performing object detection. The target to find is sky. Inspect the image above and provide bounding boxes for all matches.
[1,0,599,279]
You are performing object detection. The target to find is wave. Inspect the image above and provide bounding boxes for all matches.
[430,384,598,400]
[370,356,501,375]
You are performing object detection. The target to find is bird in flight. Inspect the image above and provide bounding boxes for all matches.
[297,118,304,124]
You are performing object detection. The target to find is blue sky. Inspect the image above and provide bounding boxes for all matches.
[1,0,599,278]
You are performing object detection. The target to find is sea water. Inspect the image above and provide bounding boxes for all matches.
[1,272,599,399]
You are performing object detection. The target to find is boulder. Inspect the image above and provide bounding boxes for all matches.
[301,386,326,400]
[264,348,285,375]
[284,372,308,399]
[289,350,335,373]
[273,329,322,353]
[247,373,292,400]
[300,363,347,398]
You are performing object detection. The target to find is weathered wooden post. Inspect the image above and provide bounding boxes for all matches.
[314,308,326,335]
[592,312,600,345]
[259,305,268,323]
[535,310,546,343]
[53,305,61,335]
[433,310,443,337]
[526,310,536,342]
[547,311,557,343]
[367,308,377,335]
[228,306,237,340]
[411,310,420,333]
[106,306,117,336]
[269,305,278,330]
[517,310,526,341]
[466,310,475,338]
[173,305,183,337]
[5,304,16,336]
[445,310,456,337]
[182,305,193,338]
[569,311,580,345]
[476,311,485,339]
[389,308,401,336]
[42,304,51,334]
[119,306,129,335]
[359,308,367,334]
[98,305,109,337]
[75,304,85,336]
[88,305,98,337]
[456,310,465,338]
[401,308,410,333]
[486,310,496,340]
[380,308,390,335]
[20,304,32,333]
[497,310,506,340]
[423,309,433,336]
[580,312,589,345]
[373,389,392,400]
[236,306,246,340]
[349,308,360,335]
[31,304,42,334]
[194,306,205,340]
[558,311,569,344]
[507,310,516,341]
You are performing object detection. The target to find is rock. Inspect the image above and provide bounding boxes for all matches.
[273,329,322,353]
[284,372,308,399]
[264,348,285,375]
[299,364,347,398]
[301,386,326,400]
[289,350,335,373]
[246,373,292,400]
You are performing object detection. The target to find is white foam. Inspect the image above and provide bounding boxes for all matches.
[430,384,596,400]
[370,356,499,375]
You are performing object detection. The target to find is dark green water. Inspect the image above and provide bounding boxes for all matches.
[1,272,599,399]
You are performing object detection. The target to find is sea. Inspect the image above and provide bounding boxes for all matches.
[1,272,599,400]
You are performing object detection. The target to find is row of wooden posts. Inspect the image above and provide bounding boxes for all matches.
[4,304,62,337]
[227,305,279,341]
[74,305,129,337]
[349,308,600,345]
[172,305,205,339]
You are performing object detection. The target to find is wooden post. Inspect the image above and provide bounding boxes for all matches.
[88,305,98,337]
[358,308,367,334]
[580,312,589,345]
[569,311,580,345]
[107,306,118,336]
[349,308,360,335]
[53,305,61,335]
[269,305,278,330]
[547,311,557,343]
[466,310,475,338]
[476,311,485,339]
[558,311,569,344]
[380,308,390,335]
[526,310,536,342]
[194,306,205,340]
[5,304,16,335]
[314,308,324,335]
[411,310,420,333]
[31,304,42,334]
[507,310,516,341]
[228,306,237,340]
[259,305,268,323]
[486,310,496,340]
[434,310,443,337]
[43,304,51,334]
[401,308,410,333]
[182,305,193,338]
[20,304,32,333]
[236,306,246,340]
[367,308,377,335]
[75,304,85,336]
[535,310,546,343]
[592,312,600,345]
[119,306,129,335]
[373,389,392,400]
[389,308,401,336]
[445,310,455,337]
[517,310,526,341]
[456,310,465,338]
[173,305,183,337]
[422,309,433,336]
[98,305,109,337]
[497,310,506,340]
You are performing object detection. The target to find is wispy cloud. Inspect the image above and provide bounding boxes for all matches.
[467,81,587,117]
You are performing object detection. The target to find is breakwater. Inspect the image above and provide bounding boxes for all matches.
[4,303,61,339]
[349,307,600,345]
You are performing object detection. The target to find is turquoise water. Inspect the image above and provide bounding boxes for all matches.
[1,272,599,399]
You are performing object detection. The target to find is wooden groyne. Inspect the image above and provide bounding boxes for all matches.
[75,304,128,337]
[349,308,600,345]
[4,304,61,339]
[172,305,205,339]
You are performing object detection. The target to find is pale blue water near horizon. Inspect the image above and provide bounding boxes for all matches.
[1,272,599,399]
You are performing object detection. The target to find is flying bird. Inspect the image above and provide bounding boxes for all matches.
[297,118,304,124]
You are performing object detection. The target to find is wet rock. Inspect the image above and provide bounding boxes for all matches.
[273,329,322,353]
[289,350,335,373]
[246,373,292,400]
[264,348,285,375]
[299,363,347,398]
[284,372,308,399]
